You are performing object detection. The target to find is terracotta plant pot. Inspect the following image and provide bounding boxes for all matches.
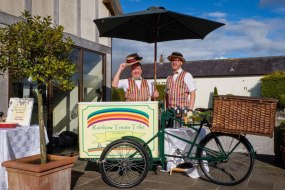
[1,154,76,190]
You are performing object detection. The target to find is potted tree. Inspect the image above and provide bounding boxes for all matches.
[0,11,77,189]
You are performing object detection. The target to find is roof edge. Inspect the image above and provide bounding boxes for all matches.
[103,0,123,16]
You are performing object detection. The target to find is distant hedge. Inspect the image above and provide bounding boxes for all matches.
[111,88,125,101]
[261,71,285,109]
[155,83,166,101]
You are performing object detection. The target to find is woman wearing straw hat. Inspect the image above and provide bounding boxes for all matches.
[112,53,159,101]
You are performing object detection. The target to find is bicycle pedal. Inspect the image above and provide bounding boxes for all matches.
[169,168,186,175]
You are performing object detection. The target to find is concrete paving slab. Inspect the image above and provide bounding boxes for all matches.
[247,180,275,190]
[186,178,219,190]
[218,181,248,190]
[71,155,285,190]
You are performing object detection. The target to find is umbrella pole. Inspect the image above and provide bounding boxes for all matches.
[154,40,157,87]
[153,40,157,101]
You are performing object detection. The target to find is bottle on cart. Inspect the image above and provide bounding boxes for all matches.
[175,106,181,118]
[182,106,188,116]
[182,106,188,124]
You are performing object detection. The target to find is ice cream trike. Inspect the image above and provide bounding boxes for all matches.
[78,96,277,188]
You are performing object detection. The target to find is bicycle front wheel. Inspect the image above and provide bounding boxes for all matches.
[99,139,149,188]
[196,133,254,185]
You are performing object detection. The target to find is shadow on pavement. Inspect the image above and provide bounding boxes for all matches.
[256,154,285,169]
[85,161,100,172]
[71,170,84,190]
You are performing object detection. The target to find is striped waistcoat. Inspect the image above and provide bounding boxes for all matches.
[166,71,190,108]
[125,78,150,101]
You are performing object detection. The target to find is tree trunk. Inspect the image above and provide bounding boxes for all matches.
[37,84,47,164]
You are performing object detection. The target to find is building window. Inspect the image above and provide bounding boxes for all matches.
[52,48,80,133]
[83,50,104,102]
[9,47,106,134]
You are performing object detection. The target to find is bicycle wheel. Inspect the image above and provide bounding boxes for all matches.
[196,133,254,185]
[99,139,149,188]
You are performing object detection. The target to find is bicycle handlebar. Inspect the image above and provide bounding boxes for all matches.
[162,106,212,128]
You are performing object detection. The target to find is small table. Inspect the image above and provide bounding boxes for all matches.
[164,128,206,178]
[0,125,48,190]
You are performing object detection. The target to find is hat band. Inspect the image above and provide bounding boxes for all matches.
[126,58,139,63]
[172,53,182,57]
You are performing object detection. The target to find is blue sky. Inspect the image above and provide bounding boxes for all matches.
[111,0,285,74]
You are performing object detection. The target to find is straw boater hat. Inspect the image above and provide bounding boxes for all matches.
[167,52,186,64]
[125,53,143,66]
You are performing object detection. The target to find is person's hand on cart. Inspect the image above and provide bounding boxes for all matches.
[152,89,159,99]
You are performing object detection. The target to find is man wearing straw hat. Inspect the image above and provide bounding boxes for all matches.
[165,52,196,127]
[112,53,159,101]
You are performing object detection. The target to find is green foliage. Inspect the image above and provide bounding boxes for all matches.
[111,88,125,101]
[155,83,166,101]
[213,87,218,96]
[279,94,285,109]
[261,71,285,109]
[280,121,285,132]
[0,11,76,90]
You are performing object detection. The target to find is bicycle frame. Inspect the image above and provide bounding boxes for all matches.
[97,103,257,187]
[123,108,238,170]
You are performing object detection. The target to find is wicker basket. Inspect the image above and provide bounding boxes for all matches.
[211,95,277,137]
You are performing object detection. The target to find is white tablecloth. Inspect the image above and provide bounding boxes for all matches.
[164,128,206,178]
[0,125,48,190]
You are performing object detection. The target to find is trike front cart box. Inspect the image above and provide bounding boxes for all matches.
[78,101,159,159]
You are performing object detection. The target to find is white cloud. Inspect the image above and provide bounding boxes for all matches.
[112,17,285,75]
[208,12,227,18]
[214,56,227,59]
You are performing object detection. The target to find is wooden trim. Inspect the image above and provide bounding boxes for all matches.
[102,54,106,101]
[103,0,123,15]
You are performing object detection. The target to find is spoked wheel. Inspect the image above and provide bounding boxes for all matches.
[99,139,149,188]
[196,133,254,185]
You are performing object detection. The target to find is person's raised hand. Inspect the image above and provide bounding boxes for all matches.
[119,63,127,71]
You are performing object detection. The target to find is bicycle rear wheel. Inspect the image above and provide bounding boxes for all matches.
[99,139,149,188]
[196,133,254,185]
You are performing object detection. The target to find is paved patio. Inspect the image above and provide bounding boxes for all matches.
[70,154,285,190]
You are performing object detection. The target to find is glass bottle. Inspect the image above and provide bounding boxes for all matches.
[175,106,181,118]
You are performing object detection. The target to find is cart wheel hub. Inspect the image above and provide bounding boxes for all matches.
[121,161,128,167]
